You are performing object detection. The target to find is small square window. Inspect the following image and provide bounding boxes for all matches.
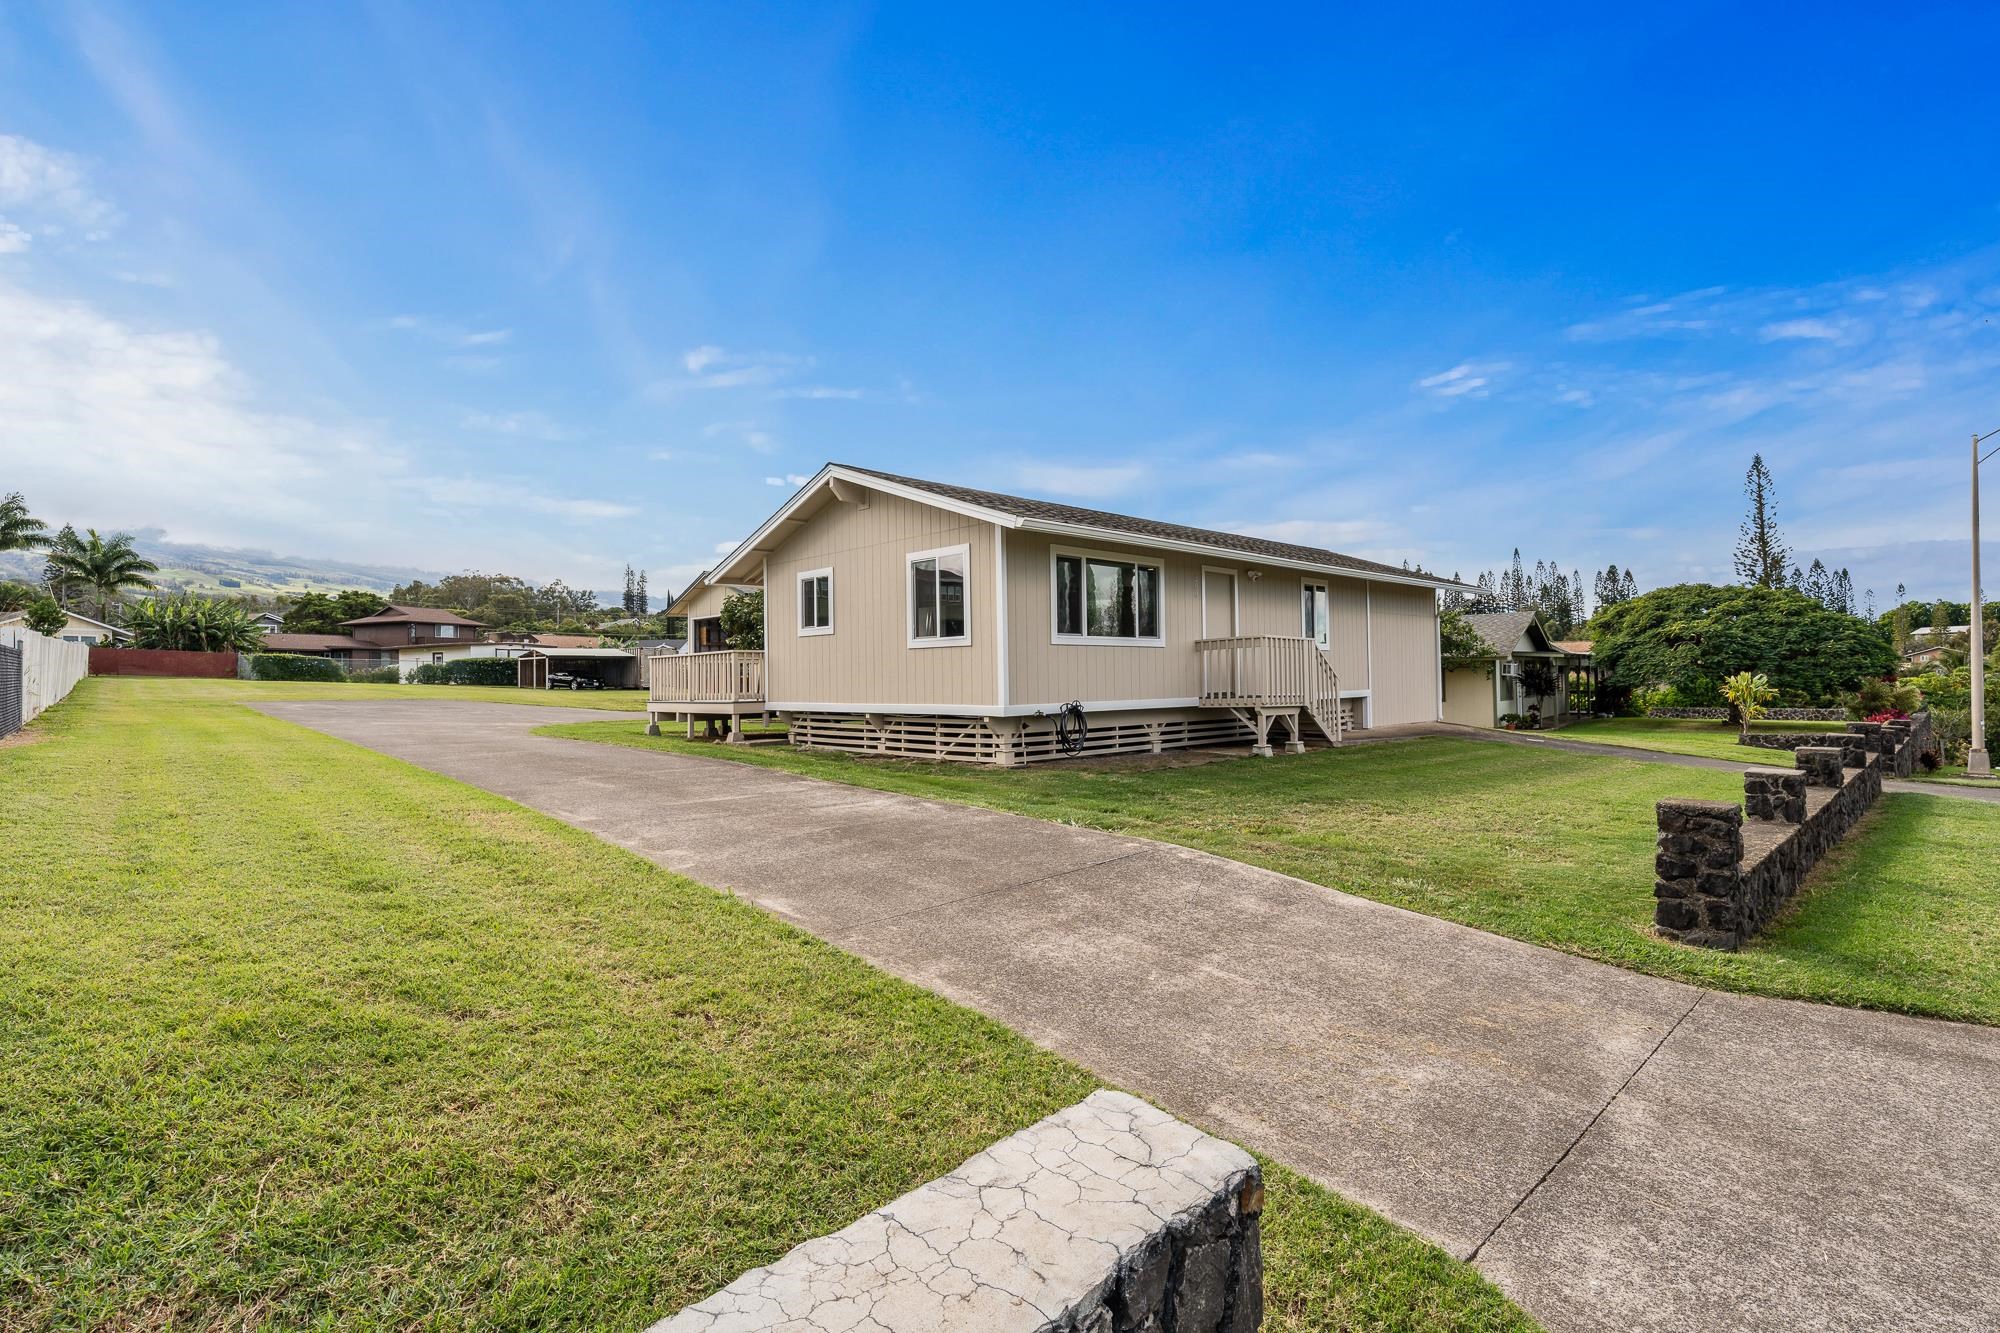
[799,568,833,635]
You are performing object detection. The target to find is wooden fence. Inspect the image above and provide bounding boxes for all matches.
[88,646,240,678]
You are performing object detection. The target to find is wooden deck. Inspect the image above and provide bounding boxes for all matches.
[646,650,767,740]
[1194,634,1344,753]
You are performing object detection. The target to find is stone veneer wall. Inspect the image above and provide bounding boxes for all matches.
[1737,730,1846,752]
[1648,706,1850,721]
[1654,713,1932,950]
[646,1090,1264,1333]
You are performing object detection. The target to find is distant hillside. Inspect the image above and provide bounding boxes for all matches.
[0,530,438,600]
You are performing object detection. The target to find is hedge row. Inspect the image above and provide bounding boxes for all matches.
[248,653,346,683]
[407,657,520,686]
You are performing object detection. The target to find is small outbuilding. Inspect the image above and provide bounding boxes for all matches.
[513,646,640,691]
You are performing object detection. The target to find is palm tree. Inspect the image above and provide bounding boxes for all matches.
[41,528,159,622]
[0,492,48,553]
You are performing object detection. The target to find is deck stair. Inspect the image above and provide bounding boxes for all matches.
[1194,634,1344,755]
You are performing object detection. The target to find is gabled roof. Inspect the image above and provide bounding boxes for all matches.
[711,463,1470,591]
[0,607,132,638]
[1461,610,1558,657]
[262,632,381,652]
[339,604,487,628]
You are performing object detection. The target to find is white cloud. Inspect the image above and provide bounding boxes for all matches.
[1415,362,1506,398]
[0,134,118,239]
[764,474,810,487]
[1233,518,1394,551]
[713,539,741,555]
[1759,318,1844,342]
[461,409,571,440]
[771,385,866,400]
[386,314,514,348]
[0,219,27,253]
[0,277,632,557]
[1015,462,1147,498]
[702,420,778,453]
[674,344,810,391]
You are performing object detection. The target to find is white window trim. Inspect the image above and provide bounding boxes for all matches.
[907,543,972,649]
[797,566,834,636]
[1301,579,1331,650]
[1049,544,1167,648]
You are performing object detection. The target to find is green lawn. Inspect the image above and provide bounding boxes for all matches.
[0,679,1533,1332]
[106,675,651,711]
[547,720,2000,1026]
[1541,716,1850,763]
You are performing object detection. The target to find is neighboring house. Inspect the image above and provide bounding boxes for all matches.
[336,605,498,681]
[0,609,131,645]
[1441,611,1592,729]
[248,610,287,632]
[260,633,399,669]
[666,574,755,654]
[649,463,1466,763]
[1902,624,1969,669]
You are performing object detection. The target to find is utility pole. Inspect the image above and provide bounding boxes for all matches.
[1973,430,1994,777]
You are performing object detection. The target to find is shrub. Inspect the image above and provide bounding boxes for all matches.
[444,657,521,686]
[346,665,401,684]
[23,597,66,637]
[250,653,345,682]
[406,657,522,687]
[1844,677,1922,719]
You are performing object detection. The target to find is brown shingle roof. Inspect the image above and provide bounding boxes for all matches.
[262,633,381,652]
[340,604,487,628]
[840,464,1447,584]
[1553,639,1594,655]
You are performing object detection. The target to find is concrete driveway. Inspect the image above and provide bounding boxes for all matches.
[257,700,2000,1333]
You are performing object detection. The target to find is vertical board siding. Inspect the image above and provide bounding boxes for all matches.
[1442,665,1497,727]
[764,492,997,709]
[1005,531,1209,706]
[1367,583,1442,724]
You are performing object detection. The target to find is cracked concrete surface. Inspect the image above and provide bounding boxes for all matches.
[646,1091,1257,1332]
[257,701,2000,1333]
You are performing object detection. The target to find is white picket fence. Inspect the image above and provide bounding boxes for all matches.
[0,626,91,727]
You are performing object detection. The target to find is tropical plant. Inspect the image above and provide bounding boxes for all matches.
[720,589,765,650]
[41,528,159,621]
[22,597,67,637]
[0,580,40,613]
[1843,676,1922,721]
[1438,608,1488,669]
[0,492,49,553]
[123,593,266,653]
[1719,671,1776,737]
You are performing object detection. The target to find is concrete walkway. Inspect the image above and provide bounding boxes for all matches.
[258,700,2000,1333]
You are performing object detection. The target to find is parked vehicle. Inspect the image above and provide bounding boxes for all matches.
[546,671,604,690]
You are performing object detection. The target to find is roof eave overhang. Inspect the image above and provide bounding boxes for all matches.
[707,464,1472,594]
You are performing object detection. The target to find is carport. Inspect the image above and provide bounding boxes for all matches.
[514,647,640,690]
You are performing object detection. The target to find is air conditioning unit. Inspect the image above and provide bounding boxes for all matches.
[1500,661,1521,678]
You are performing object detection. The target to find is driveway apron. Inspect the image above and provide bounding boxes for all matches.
[257,700,2000,1333]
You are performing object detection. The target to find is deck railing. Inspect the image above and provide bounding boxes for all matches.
[648,650,765,705]
[1195,634,1342,742]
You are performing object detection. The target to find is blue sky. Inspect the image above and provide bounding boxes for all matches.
[3,2,1998,606]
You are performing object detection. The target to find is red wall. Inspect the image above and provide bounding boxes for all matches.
[89,647,240,678]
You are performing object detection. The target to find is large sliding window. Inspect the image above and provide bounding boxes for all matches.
[907,544,970,647]
[1302,582,1331,649]
[1053,548,1164,645]
[798,567,833,635]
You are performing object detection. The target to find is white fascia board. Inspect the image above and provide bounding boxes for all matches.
[1013,518,1470,593]
[709,464,1024,585]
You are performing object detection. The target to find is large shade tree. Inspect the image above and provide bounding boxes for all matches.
[1590,583,1894,707]
[42,528,160,621]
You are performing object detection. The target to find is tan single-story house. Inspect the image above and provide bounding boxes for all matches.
[1441,610,1593,729]
[647,464,1468,764]
[0,608,131,645]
